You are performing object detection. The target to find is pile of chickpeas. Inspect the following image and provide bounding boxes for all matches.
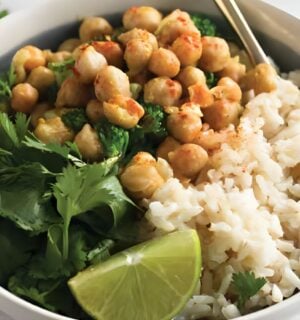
[8,6,278,200]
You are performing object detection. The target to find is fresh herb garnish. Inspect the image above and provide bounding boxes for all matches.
[61,108,88,132]
[48,58,75,86]
[0,9,8,19]
[191,14,217,36]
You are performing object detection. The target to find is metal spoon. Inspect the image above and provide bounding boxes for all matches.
[214,0,270,65]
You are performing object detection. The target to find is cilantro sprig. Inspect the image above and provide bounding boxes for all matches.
[232,271,267,310]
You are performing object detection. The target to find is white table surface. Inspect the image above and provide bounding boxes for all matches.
[0,1,299,320]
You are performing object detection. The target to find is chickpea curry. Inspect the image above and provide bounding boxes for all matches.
[0,6,279,319]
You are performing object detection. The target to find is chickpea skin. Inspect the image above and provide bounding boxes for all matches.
[12,45,46,83]
[148,48,180,78]
[27,66,56,93]
[58,38,82,52]
[124,39,153,75]
[74,124,103,162]
[210,77,242,102]
[156,136,181,161]
[167,108,202,143]
[94,66,131,102]
[74,45,107,84]
[188,83,214,107]
[120,152,165,199]
[56,77,92,108]
[44,50,72,63]
[86,99,105,123]
[177,66,206,95]
[11,83,39,113]
[123,6,162,33]
[202,99,242,130]
[30,102,53,127]
[218,56,246,83]
[168,144,208,179]
[144,77,182,107]
[199,36,230,72]
[91,41,124,69]
[79,17,113,42]
[171,33,202,67]
[34,117,74,144]
[118,28,158,50]
[103,95,144,129]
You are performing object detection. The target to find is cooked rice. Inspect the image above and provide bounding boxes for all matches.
[145,77,300,319]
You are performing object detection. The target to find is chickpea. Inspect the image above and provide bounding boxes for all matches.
[27,66,56,92]
[30,102,53,127]
[155,9,200,46]
[188,83,214,108]
[177,66,206,95]
[74,124,103,162]
[156,136,181,160]
[91,41,124,69]
[168,144,208,179]
[34,116,74,144]
[74,45,107,84]
[11,83,39,113]
[103,95,144,129]
[12,45,46,83]
[79,17,113,42]
[218,56,246,83]
[167,107,202,143]
[124,39,153,75]
[120,152,164,199]
[94,66,131,102]
[144,77,182,107]
[240,63,277,95]
[210,77,242,102]
[202,99,242,130]
[58,38,82,52]
[171,32,202,67]
[123,6,162,33]
[198,37,230,72]
[148,48,180,78]
[86,99,105,123]
[129,69,152,86]
[56,77,92,108]
[45,50,72,63]
[118,28,158,50]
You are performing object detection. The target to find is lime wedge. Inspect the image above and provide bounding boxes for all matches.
[68,230,201,320]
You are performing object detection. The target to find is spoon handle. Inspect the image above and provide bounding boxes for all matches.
[213,0,269,65]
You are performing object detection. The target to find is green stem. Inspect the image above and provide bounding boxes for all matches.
[62,219,70,260]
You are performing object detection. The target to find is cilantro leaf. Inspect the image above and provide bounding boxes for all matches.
[232,271,267,310]
[48,58,75,86]
[205,72,218,88]
[191,14,217,36]
[61,108,88,132]
[0,65,15,102]
[0,10,8,19]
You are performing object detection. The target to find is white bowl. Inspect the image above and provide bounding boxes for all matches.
[0,0,299,319]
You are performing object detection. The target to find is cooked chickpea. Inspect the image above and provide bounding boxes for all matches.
[120,152,164,199]
[144,77,182,107]
[188,83,214,107]
[118,28,158,50]
[58,38,82,52]
[86,99,105,123]
[129,69,152,86]
[202,99,242,130]
[103,95,144,129]
[12,45,46,83]
[34,117,74,144]
[27,66,56,92]
[74,45,107,84]
[148,48,180,78]
[74,124,103,162]
[123,6,162,33]
[11,83,39,113]
[79,17,113,42]
[30,102,53,127]
[45,50,72,63]
[210,77,242,102]
[94,66,131,102]
[156,136,181,160]
[177,66,206,95]
[124,39,153,75]
[218,56,246,83]
[167,108,202,143]
[168,144,208,179]
[240,63,277,95]
[91,41,124,69]
[155,9,200,46]
[198,37,230,72]
[171,33,202,67]
[56,77,92,108]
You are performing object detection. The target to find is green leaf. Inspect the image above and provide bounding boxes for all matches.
[0,112,20,150]
[86,239,115,264]
[0,219,38,284]
[191,14,217,36]
[48,58,75,86]
[61,108,88,132]
[0,10,8,19]
[205,72,218,88]
[232,271,267,310]
[0,65,15,101]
